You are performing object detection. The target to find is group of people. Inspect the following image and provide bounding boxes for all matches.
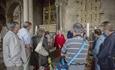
[92,21,115,70]
[2,20,115,70]
[2,20,89,70]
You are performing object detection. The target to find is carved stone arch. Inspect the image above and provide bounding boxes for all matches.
[0,3,6,11]
[7,1,20,21]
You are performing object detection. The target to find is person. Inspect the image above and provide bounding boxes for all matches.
[54,30,66,58]
[67,30,73,39]
[3,21,23,70]
[98,21,115,70]
[54,30,66,49]
[44,31,52,48]
[92,29,102,70]
[18,21,32,70]
[61,23,88,70]
[92,22,108,70]
[30,29,49,70]
[1,24,8,39]
[98,21,110,53]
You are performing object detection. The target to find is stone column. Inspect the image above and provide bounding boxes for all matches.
[59,1,63,31]
[28,0,33,34]
[23,0,29,21]
[55,0,60,31]
[23,0,33,34]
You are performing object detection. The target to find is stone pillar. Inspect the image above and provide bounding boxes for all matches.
[55,0,60,31]
[23,0,33,34]
[59,0,63,31]
[28,0,33,34]
[23,0,29,21]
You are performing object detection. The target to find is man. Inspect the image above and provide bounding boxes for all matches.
[18,21,32,70]
[98,21,115,70]
[3,21,23,70]
[61,23,88,70]
[93,21,110,70]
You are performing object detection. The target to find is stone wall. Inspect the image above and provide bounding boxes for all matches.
[63,0,101,32]
[101,0,115,27]
[33,0,43,33]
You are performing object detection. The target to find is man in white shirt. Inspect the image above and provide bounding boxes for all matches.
[18,21,32,70]
[3,21,23,70]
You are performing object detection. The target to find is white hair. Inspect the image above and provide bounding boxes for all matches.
[73,23,84,33]
[7,21,18,30]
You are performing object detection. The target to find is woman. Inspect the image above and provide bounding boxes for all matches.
[93,29,102,70]
[30,29,49,70]
[54,30,66,58]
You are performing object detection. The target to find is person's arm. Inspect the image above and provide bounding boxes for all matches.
[43,38,49,51]
[98,38,113,59]
[3,36,13,65]
[93,38,104,56]
[23,34,32,49]
[17,31,29,48]
[61,40,68,56]
[3,36,21,65]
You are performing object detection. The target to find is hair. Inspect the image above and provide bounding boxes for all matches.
[73,22,84,33]
[23,21,32,28]
[37,28,45,37]
[45,31,49,35]
[94,29,102,35]
[7,21,19,30]
[102,21,114,31]
[102,21,110,27]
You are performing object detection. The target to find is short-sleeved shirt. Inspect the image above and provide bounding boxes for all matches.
[18,28,32,47]
[3,31,22,67]
[61,36,88,64]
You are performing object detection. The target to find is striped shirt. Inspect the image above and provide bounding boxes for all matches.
[61,36,88,64]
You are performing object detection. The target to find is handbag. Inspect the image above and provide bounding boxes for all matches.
[35,36,49,56]
[55,57,68,70]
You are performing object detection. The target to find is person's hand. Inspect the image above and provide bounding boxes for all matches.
[61,53,65,57]
[58,45,61,49]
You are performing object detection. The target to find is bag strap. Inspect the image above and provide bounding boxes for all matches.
[68,39,87,65]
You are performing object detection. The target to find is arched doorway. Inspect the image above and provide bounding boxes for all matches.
[33,0,56,32]
[7,1,22,26]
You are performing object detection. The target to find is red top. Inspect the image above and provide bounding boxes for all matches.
[54,34,66,49]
